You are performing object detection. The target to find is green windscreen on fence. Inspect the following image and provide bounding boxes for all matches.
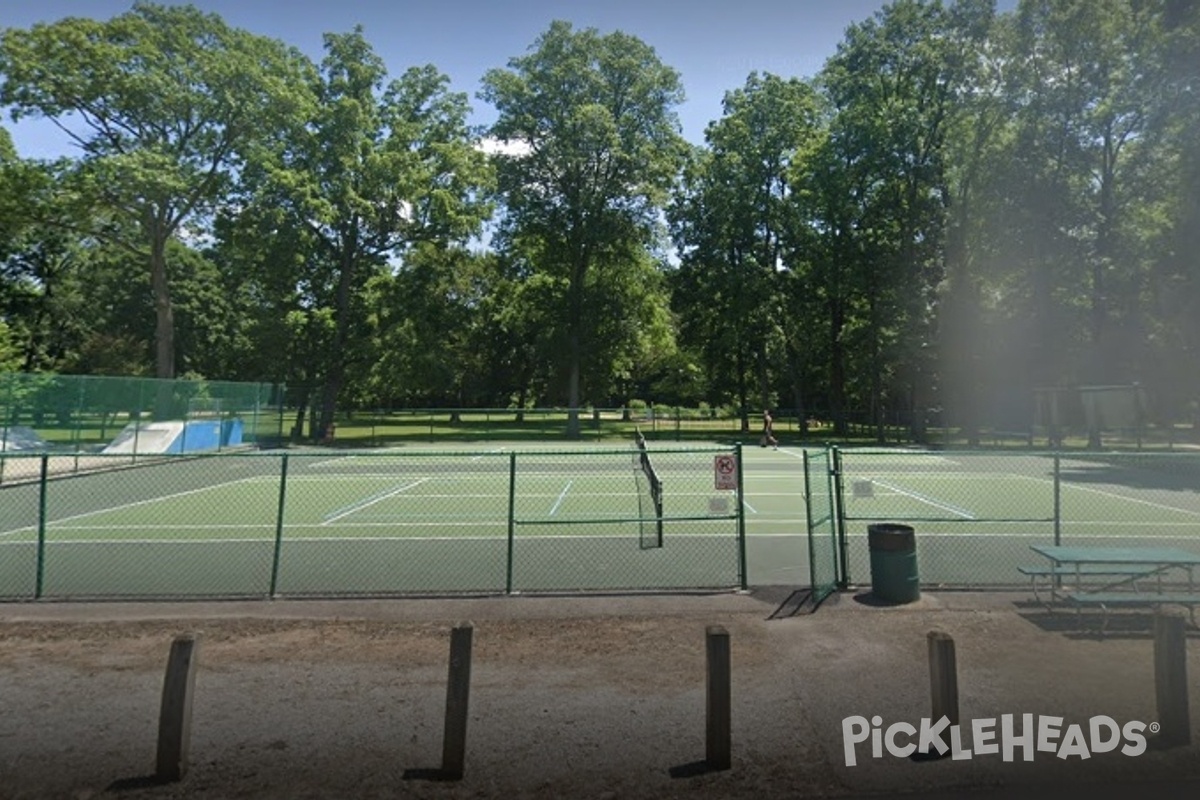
[0,373,284,473]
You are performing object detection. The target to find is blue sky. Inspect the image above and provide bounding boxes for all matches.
[2,0,1016,159]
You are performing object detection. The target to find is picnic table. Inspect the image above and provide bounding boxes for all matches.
[1024,544,1200,634]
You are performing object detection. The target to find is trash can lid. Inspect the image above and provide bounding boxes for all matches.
[868,523,916,551]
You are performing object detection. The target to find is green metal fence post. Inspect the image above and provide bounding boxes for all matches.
[1053,453,1062,547]
[0,374,11,485]
[506,452,517,593]
[735,443,747,590]
[1,373,11,461]
[35,454,48,599]
[73,378,85,473]
[831,445,850,590]
[269,454,289,598]
[133,379,144,463]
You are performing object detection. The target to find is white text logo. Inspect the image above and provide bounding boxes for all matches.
[841,714,1153,766]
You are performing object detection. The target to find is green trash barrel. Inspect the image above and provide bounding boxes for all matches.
[868,523,920,604]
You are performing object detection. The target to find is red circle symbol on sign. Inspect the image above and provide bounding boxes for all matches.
[714,455,737,489]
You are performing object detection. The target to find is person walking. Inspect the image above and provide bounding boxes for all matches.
[761,409,778,449]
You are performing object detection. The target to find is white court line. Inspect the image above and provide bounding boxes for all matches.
[472,448,505,462]
[0,476,263,539]
[742,499,758,514]
[871,479,976,519]
[322,479,430,525]
[775,448,808,461]
[549,481,573,516]
[1051,474,1200,520]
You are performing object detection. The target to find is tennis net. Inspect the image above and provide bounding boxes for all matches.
[633,428,664,548]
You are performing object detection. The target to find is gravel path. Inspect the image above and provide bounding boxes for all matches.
[2,590,1199,799]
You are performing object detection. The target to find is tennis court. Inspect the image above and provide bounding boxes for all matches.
[4,442,1196,600]
[0,443,753,599]
[830,449,1200,586]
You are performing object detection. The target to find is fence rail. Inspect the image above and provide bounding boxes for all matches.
[0,445,746,601]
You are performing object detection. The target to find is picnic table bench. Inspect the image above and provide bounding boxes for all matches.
[1017,563,1160,609]
[1025,545,1200,634]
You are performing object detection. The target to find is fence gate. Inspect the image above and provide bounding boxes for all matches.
[803,448,840,607]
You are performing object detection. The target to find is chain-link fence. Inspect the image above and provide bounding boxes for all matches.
[0,373,285,469]
[828,447,1200,589]
[0,444,745,600]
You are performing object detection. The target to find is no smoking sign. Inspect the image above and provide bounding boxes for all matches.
[714,454,737,490]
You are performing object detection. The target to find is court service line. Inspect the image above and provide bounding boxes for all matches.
[549,481,573,516]
[471,448,505,462]
[742,499,758,514]
[322,478,430,525]
[1059,481,1200,518]
[870,479,976,519]
[0,476,264,539]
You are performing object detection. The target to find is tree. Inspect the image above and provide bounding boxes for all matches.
[988,0,1170,446]
[669,74,823,429]
[233,27,491,440]
[816,0,978,442]
[480,20,686,437]
[0,2,312,379]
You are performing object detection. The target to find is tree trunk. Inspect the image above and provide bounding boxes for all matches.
[150,230,176,380]
[735,345,749,433]
[292,390,310,442]
[566,252,587,439]
[317,240,358,442]
[756,346,770,413]
[567,330,581,438]
[829,300,847,437]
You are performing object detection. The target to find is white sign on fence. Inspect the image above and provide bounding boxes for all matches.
[714,454,737,490]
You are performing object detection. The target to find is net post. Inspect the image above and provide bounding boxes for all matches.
[506,452,517,594]
[735,442,747,590]
[269,453,289,598]
[35,454,48,599]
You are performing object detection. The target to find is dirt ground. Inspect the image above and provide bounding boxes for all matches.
[2,589,1200,800]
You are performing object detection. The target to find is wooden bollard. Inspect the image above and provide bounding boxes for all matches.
[441,622,474,780]
[916,630,958,760]
[705,625,731,771]
[156,634,200,783]
[1154,610,1190,747]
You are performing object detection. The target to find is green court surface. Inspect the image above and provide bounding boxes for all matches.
[830,449,1200,587]
[3,445,1199,599]
[0,445,757,599]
